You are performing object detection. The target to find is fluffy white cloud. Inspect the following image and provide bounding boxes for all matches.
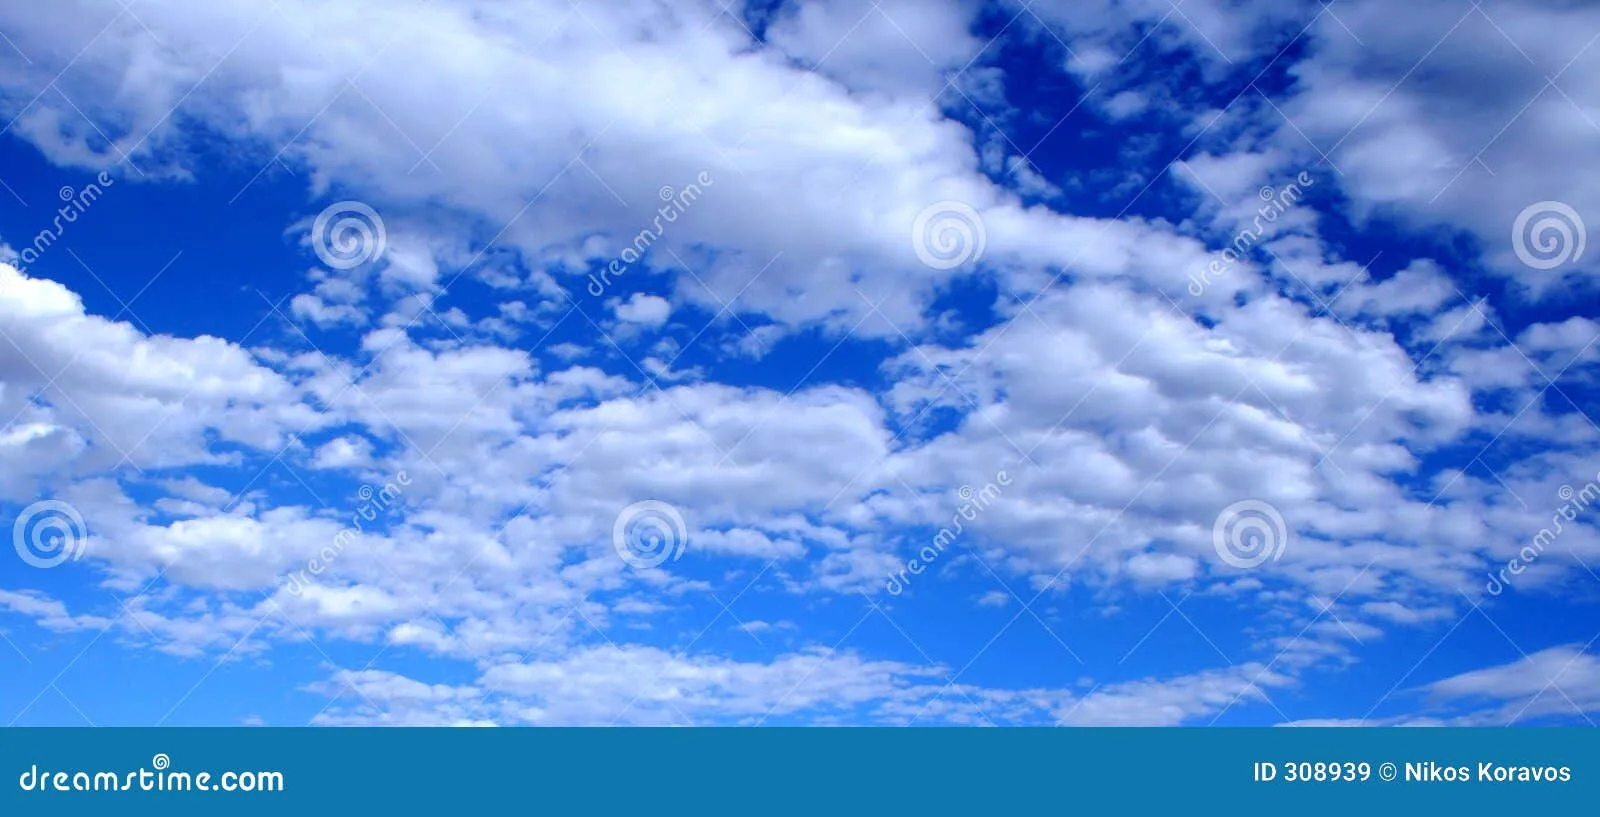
[611,293,672,328]
[308,645,1294,726]
[1276,0,1600,296]
[0,264,316,492]
[1294,645,1600,726]
[1423,645,1600,724]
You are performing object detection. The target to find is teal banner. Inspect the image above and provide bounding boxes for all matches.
[1,728,1591,814]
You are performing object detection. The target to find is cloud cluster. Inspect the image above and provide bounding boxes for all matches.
[0,0,1595,725]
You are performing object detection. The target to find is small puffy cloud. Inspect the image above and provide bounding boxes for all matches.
[612,293,672,328]
[311,435,375,470]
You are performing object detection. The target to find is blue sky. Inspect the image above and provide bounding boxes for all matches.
[0,0,1597,727]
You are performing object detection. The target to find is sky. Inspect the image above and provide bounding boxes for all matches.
[0,0,1596,727]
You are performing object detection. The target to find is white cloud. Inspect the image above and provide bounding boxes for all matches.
[311,435,374,470]
[0,264,317,491]
[1424,645,1600,724]
[307,646,1297,726]
[612,293,672,328]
